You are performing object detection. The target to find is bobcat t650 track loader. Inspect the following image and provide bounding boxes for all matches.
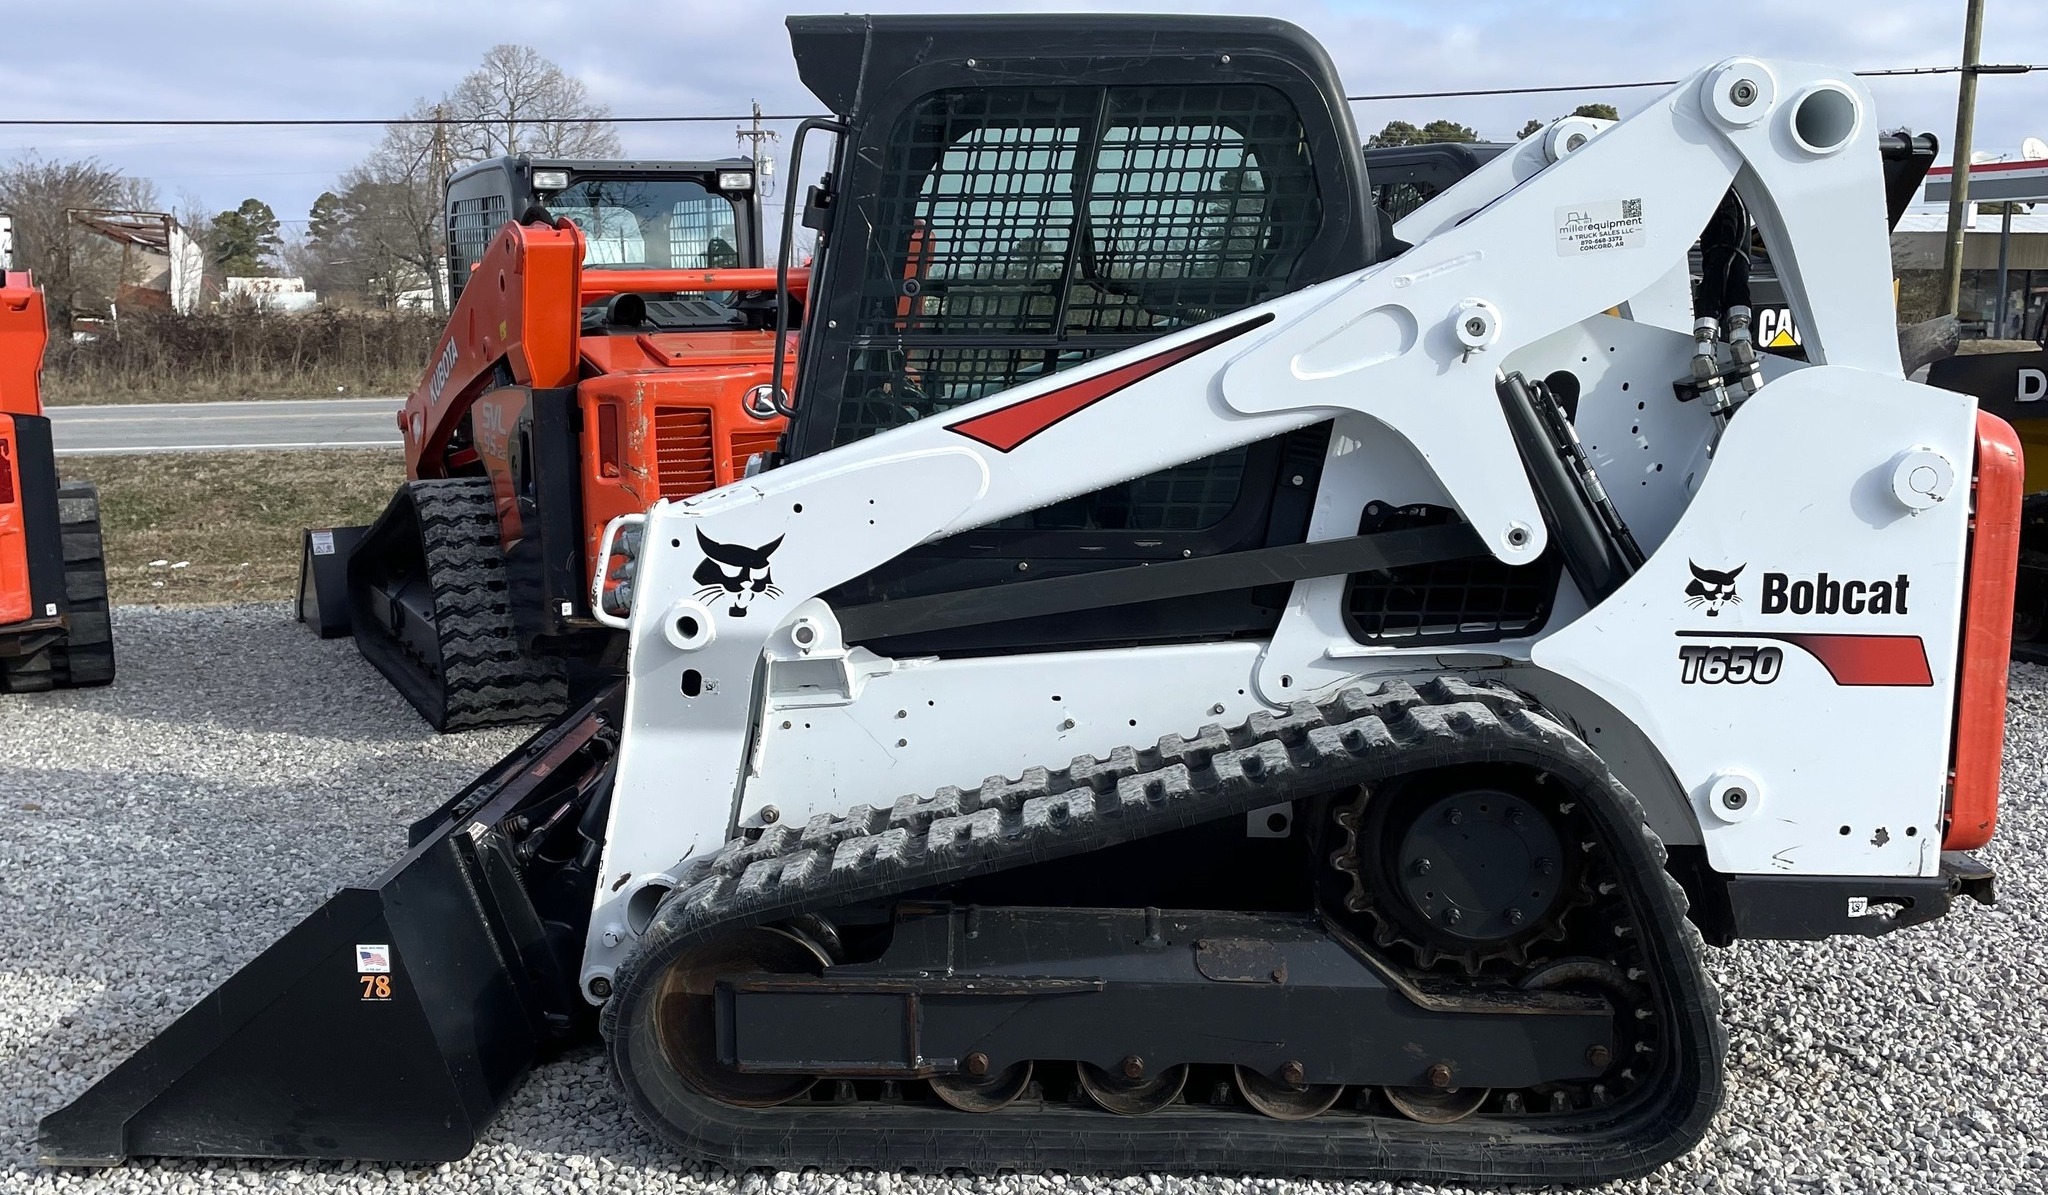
[42,15,2018,1185]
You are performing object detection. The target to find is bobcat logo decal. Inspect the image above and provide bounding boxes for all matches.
[1684,561,1744,617]
[692,529,784,618]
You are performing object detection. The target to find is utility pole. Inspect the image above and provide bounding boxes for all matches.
[431,102,451,313]
[735,100,781,198]
[1940,0,1988,317]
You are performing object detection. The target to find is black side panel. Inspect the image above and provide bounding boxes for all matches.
[12,415,66,619]
[1723,873,1952,941]
[506,386,585,642]
[295,526,369,638]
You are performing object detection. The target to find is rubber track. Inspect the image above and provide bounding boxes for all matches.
[52,481,114,687]
[406,479,565,730]
[604,676,1727,1183]
[2,481,112,691]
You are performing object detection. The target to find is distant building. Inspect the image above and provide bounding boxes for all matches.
[222,276,320,313]
[1893,208,2048,341]
[1901,159,2048,341]
[67,209,207,316]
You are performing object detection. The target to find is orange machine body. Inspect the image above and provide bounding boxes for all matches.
[398,220,802,602]
[0,272,51,628]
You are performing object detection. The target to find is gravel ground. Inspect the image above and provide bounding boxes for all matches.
[2,604,2045,1194]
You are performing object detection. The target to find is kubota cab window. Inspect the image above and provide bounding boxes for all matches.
[551,178,746,330]
[552,178,740,271]
[833,83,1321,531]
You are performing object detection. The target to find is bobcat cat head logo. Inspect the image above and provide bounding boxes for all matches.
[1685,561,1744,617]
[692,529,783,617]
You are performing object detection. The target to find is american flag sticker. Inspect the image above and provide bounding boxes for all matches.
[356,944,392,974]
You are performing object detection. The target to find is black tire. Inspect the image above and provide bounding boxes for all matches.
[50,481,114,688]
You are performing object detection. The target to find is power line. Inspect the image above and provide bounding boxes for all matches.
[1344,64,2043,102]
[0,64,2040,127]
[0,112,822,128]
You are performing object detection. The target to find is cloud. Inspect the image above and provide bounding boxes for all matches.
[6,0,2041,225]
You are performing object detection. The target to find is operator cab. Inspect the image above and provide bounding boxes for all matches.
[445,156,771,332]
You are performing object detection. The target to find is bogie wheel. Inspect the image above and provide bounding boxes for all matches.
[1076,1062,1189,1116]
[1383,1084,1490,1124]
[930,1062,1033,1113]
[1233,1065,1344,1120]
[645,926,830,1109]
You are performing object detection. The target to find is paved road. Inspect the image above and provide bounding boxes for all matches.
[47,397,405,455]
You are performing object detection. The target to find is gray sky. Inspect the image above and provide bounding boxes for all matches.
[5,0,2043,231]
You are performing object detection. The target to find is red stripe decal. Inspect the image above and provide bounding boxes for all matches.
[1679,631,1933,686]
[1768,633,1932,687]
[947,314,1272,453]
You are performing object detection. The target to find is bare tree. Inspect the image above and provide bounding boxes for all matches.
[0,154,157,328]
[445,44,623,162]
[319,46,622,313]
[323,98,449,311]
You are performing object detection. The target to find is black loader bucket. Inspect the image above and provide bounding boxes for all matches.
[39,686,623,1166]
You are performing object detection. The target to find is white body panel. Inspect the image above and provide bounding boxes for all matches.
[575,59,1985,996]
[1533,366,1974,877]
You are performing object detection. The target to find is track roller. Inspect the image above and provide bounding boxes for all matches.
[1383,1084,1489,1124]
[1233,1065,1344,1120]
[930,1063,1033,1113]
[1075,1062,1188,1116]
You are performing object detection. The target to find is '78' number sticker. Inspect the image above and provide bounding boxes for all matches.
[1678,644,1783,685]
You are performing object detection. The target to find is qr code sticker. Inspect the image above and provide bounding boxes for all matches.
[1622,197,1643,219]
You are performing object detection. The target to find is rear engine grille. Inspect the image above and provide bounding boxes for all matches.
[653,408,715,499]
[729,428,783,475]
[1344,502,1558,645]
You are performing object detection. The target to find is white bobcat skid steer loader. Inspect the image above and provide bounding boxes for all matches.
[43,14,2018,1186]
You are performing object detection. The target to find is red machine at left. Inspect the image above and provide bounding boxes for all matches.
[0,270,113,690]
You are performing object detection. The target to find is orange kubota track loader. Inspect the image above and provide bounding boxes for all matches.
[0,270,113,691]
[298,160,803,731]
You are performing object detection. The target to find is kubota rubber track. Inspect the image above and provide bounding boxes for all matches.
[604,677,1727,1184]
[354,478,566,731]
[51,481,114,687]
[2,480,113,692]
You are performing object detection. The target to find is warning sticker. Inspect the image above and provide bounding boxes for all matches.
[1556,198,1646,256]
[311,530,336,556]
[356,944,392,973]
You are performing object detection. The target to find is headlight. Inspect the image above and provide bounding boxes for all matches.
[718,171,754,191]
[532,169,570,191]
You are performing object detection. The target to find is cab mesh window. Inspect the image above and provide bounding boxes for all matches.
[448,194,508,298]
[1373,180,1440,223]
[833,84,1321,532]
